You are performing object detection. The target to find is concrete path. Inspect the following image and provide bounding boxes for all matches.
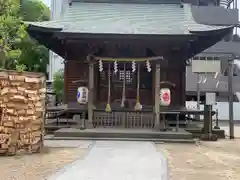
[47,141,168,180]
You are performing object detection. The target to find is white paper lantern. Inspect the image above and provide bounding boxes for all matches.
[77,87,89,104]
[159,88,171,106]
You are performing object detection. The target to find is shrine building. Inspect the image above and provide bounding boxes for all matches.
[26,0,233,130]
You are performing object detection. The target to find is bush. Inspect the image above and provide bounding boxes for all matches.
[53,69,64,98]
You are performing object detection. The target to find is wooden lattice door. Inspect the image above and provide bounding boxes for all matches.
[112,70,136,104]
[97,67,153,106]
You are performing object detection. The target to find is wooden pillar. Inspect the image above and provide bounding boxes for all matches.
[154,63,161,130]
[87,59,94,128]
[63,60,68,104]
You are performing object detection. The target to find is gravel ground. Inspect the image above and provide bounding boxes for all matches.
[156,140,240,180]
[0,143,89,180]
[1,135,240,180]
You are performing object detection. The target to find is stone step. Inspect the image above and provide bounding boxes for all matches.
[44,136,196,144]
[54,128,194,140]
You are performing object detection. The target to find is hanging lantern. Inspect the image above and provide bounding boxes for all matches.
[146,60,151,72]
[99,59,103,72]
[77,87,89,104]
[113,61,118,74]
[132,61,136,72]
[159,88,171,106]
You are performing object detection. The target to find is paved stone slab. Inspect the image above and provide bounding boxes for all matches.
[48,141,168,180]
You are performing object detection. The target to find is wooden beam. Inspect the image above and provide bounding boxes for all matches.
[94,56,163,62]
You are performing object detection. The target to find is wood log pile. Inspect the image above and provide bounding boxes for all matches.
[0,70,46,155]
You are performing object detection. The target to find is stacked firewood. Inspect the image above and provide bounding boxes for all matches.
[0,70,46,155]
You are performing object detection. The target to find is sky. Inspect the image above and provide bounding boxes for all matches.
[41,0,51,7]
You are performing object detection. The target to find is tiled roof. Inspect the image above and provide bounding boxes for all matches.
[203,41,240,56]
[27,2,231,35]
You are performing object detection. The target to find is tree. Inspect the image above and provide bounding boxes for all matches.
[20,0,50,21]
[0,0,27,69]
[0,0,50,74]
[53,69,64,101]
[18,0,50,74]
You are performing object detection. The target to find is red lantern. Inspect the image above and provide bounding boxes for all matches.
[160,88,171,106]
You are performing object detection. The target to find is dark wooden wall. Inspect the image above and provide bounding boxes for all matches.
[65,61,89,103]
[64,59,186,107]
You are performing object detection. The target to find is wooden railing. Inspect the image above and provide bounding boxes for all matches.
[93,110,155,129]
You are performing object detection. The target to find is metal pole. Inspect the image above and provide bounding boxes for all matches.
[235,0,238,34]
[228,58,234,139]
[196,73,201,120]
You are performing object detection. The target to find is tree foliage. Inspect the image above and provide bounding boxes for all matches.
[53,69,64,98]
[20,0,50,21]
[0,0,27,69]
[0,0,50,74]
